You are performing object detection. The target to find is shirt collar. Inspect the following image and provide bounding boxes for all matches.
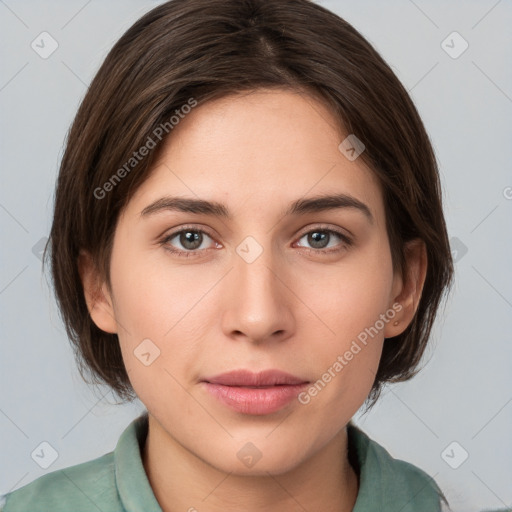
[348,422,443,511]
[115,412,162,512]
[114,413,441,512]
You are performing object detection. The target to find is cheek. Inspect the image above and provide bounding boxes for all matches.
[109,249,213,396]
[300,244,394,346]
[110,244,206,338]
[293,241,393,402]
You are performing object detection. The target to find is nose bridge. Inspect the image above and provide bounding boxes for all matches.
[222,233,293,341]
[234,234,284,304]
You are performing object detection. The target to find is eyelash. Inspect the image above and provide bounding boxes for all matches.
[159,224,353,258]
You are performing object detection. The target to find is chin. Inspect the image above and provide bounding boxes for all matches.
[201,437,313,477]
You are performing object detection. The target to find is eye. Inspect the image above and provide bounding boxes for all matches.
[160,227,219,257]
[160,225,352,258]
[295,227,352,255]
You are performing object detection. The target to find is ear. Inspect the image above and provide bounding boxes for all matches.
[384,238,427,338]
[77,250,117,334]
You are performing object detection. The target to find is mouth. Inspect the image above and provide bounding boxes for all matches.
[201,369,310,415]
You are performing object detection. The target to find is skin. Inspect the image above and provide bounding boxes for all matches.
[79,88,427,512]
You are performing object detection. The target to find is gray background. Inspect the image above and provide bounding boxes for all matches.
[1,1,511,510]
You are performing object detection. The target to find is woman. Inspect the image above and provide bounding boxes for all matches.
[1,0,455,510]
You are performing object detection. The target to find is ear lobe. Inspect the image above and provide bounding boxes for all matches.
[384,239,427,338]
[78,250,118,334]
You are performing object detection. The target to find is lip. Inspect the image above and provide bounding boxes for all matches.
[201,369,309,415]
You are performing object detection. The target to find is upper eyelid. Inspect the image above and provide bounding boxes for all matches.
[164,224,217,241]
[296,224,351,239]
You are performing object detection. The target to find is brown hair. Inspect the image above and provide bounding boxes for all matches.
[43,0,454,408]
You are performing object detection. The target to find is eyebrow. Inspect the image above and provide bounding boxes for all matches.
[140,193,373,224]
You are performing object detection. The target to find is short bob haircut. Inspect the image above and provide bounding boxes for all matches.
[43,0,454,408]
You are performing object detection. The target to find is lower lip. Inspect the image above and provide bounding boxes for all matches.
[202,382,308,415]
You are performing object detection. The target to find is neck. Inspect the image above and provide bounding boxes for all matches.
[142,413,359,512]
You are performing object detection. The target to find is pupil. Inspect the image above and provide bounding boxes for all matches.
[182,231,201,249]
[309,231,328,249]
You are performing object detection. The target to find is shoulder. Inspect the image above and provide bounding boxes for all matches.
[347,422,447,511]
[368,435,441,494]
[0,451,122,512]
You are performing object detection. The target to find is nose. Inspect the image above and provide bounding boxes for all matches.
[221,244,295,345]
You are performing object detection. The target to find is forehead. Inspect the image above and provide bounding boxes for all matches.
[123,89,385,227]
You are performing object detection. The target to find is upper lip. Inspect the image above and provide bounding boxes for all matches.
[203,369,309,387]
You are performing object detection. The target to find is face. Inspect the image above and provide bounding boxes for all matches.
[84,88,411,475]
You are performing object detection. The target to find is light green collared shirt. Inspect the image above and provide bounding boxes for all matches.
[1,414,446,511]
